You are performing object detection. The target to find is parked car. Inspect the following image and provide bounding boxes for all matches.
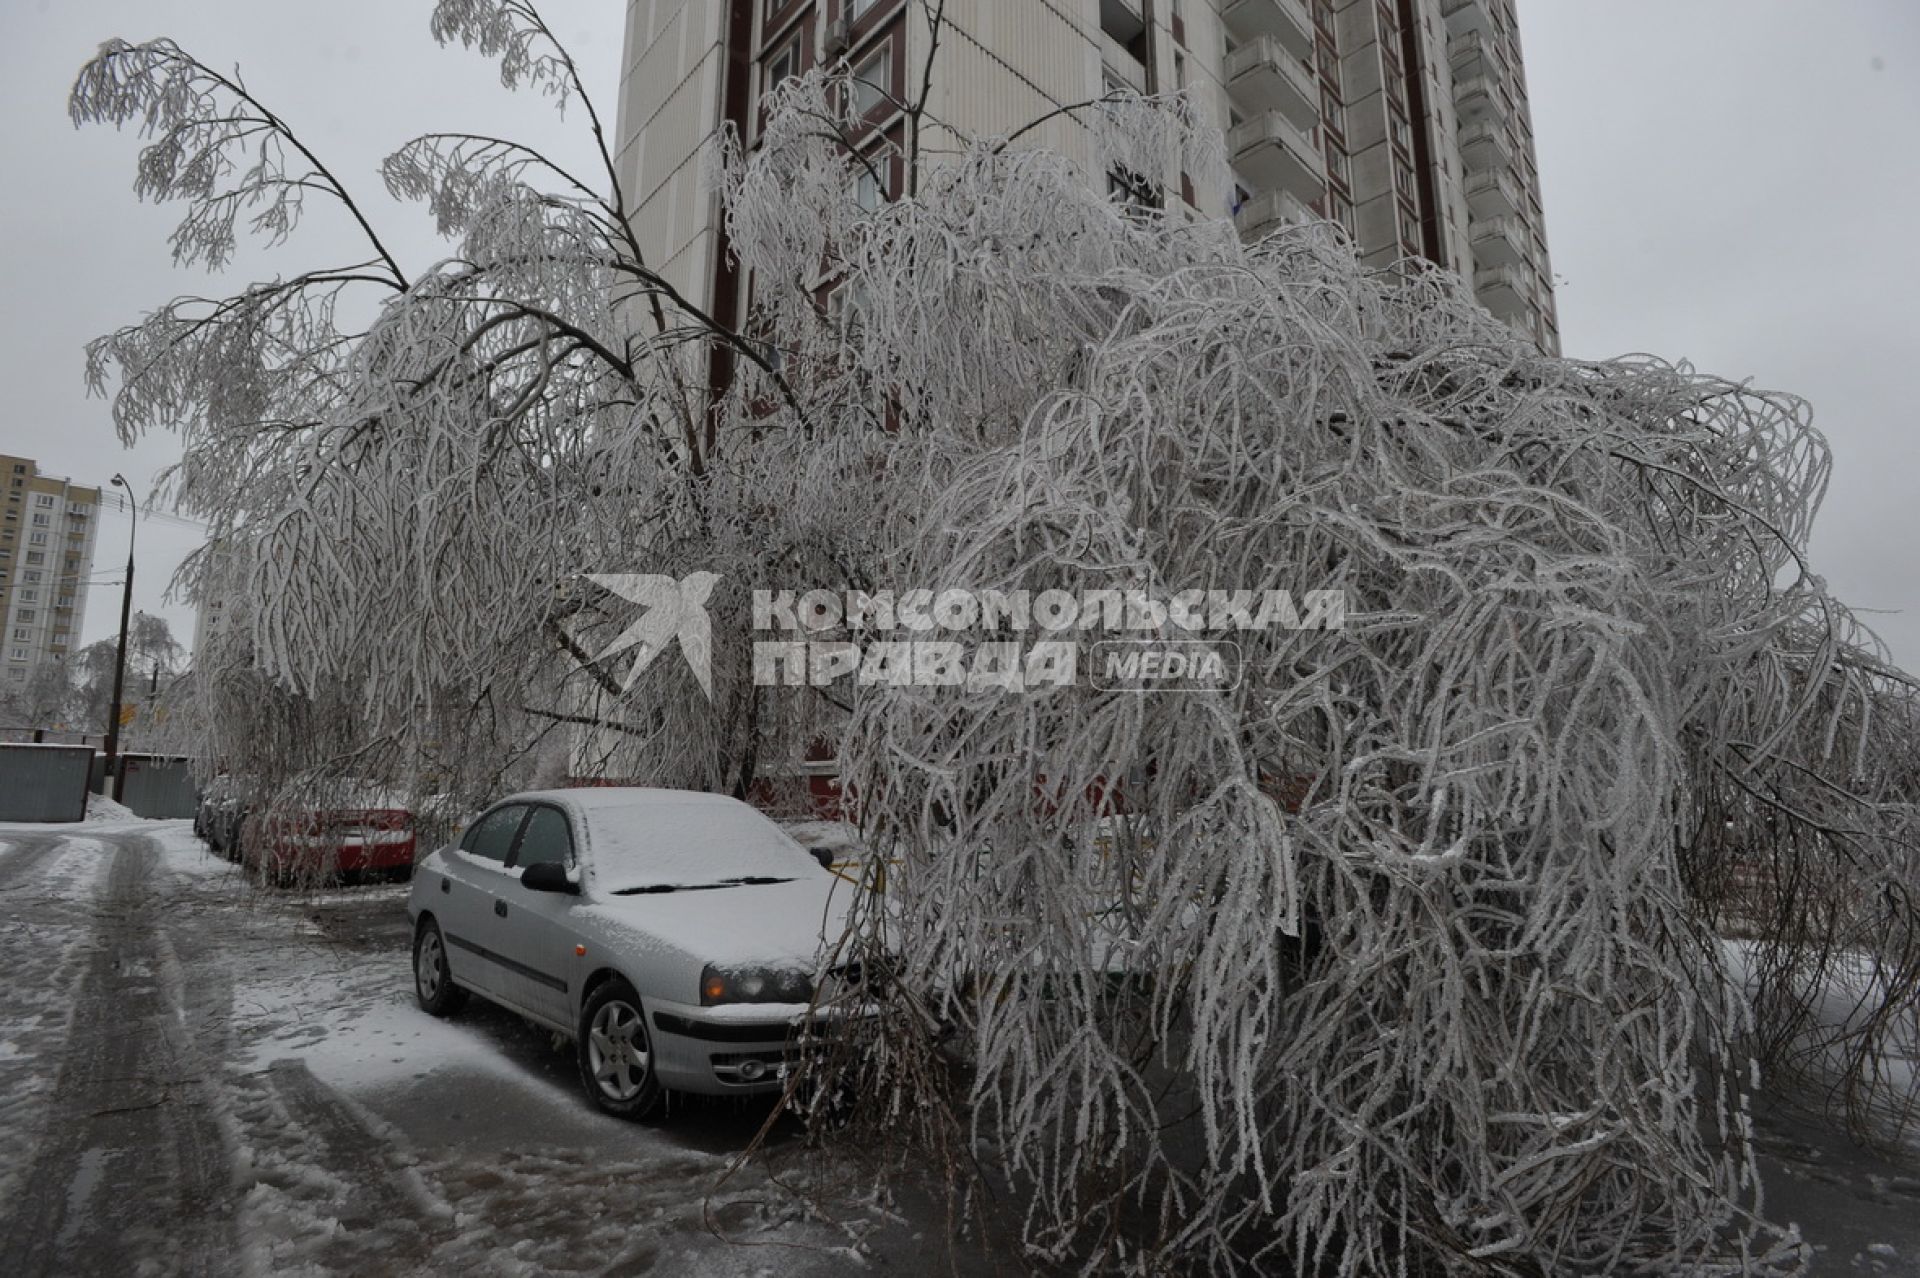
[406,787,861,1119]
[194,774,254,863]
[244,778,417,884]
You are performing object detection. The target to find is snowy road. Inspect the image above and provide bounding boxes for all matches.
[4,822,1917,1275]
[0,823,987,1278]
[0,831,232,1274]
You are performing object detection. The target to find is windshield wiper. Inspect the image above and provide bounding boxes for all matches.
[612,875,796,896]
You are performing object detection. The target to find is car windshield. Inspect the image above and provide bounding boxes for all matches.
[587,800,823,894]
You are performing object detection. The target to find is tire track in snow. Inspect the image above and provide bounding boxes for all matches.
[0,832,66,891]
[244,1057,450,1272]
[0,834,236,1276]
[0,830,104,1210]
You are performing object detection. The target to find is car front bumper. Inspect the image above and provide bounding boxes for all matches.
[643,999,844,1094]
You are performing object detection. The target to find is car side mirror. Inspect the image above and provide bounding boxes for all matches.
[521,861,579,894]
[810,847,834,870]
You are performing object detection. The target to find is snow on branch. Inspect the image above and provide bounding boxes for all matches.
[75,33,1920,1278]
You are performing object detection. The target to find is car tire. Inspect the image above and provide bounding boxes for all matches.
[413,916,468,1017]
[577,977,663,1121]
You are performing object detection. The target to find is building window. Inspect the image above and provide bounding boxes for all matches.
[854,162,885,212]
[765,35,802,96]
[852,46,891,117]
[28,532,45,546]
[1107,166,1157,213]
[31,513,48,526]
[34,493,52,507]
[18,611,33,623]
[1316,40,1338,81]
[848,0,880,19]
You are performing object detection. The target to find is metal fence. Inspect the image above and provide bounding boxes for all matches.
[0,744,94,823]
[117,755,199,819]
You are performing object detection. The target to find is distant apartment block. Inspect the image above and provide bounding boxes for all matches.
[615,0,1558,352]
[0,455,100,689]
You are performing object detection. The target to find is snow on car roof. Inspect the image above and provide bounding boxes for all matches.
[508,786,748,812]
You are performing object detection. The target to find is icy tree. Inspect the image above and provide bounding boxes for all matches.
[73,3,1919,1273]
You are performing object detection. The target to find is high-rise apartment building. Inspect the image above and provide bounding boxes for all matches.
[615,0,1557,351]
[0,456,100,689]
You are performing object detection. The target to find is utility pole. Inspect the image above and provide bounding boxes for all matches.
[102,474,137,801]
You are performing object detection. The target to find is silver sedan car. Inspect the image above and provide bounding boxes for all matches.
[406,787,860,1119]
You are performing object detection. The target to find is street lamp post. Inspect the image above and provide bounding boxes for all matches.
[102,474,137,802]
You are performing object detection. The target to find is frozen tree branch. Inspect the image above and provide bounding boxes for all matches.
[75,25,1920,1275]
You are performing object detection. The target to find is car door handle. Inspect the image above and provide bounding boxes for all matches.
[440,877,450,894]
[494,900,508,917]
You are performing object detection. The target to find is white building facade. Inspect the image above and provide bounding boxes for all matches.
[614,0,1558,351]
[0,455,100,692]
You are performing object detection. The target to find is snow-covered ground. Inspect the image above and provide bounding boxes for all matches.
[0,820,996,1276]
[3,818,1918,1273]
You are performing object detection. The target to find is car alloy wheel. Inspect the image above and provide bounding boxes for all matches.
[577,977,662,1120]
[412,916,467,1017]
[588,999,650,1101]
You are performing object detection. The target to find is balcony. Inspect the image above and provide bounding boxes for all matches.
[1100,34,1147,93]
[1220,0,1314,61]
[1453,70,1500,122]
[1441,0,1492,40]
[1474,263,1528,311]
[1467,215,1527,268]
[1463,166,1520,219]
[1448,31,1504,105]
[1235,187,1316,240]
[1456,118,1513,173]
[1229,110,1326,203]
[1099,0,1147,52]
[1225,35,1318,132]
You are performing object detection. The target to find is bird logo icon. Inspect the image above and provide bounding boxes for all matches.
[583,572,721,700]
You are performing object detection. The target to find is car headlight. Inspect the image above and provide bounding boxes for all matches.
[700,964,814,1006]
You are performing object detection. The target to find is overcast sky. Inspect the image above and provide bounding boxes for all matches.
[2,3,1917,667]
